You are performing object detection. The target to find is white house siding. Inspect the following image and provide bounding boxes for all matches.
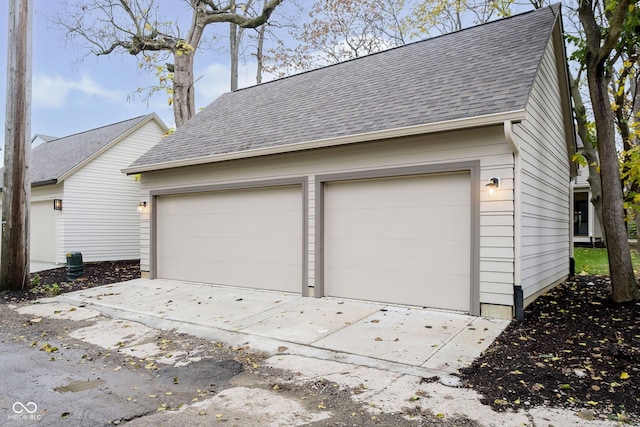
[573,162,603,241]
[512,35,571,300]
[140,125,516,311]
[61,120,165,263]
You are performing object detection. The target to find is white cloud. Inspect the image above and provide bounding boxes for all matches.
[194,62,233,106]
[32,73,124,108]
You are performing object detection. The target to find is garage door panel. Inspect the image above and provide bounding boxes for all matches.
[327,206,470,241]
[327,174,469,209]
[161,235,300,264]
[327,239,470,275]
[157,186,302,293]
[327,267,470,311]
[163,211,300,239]
[157,257,300,289]
[324,172,471,312]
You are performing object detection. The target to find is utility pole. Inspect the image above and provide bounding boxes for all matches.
[1,0,32,291]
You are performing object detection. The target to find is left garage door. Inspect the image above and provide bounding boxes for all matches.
[31,200,57,263]
[156,186,303,293]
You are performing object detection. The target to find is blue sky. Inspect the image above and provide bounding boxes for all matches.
[0,0,273,152]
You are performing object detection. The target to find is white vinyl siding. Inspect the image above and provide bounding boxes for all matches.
[141,125,515,309]
[60,120,165,262]
[512,35,570,299]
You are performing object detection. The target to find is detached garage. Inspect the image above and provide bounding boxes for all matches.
[126,5,575,319]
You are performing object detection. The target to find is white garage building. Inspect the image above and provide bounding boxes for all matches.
[126,6,575,319]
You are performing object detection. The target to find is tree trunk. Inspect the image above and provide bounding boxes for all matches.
[230,23,239,91]
[579,0,637,302]
[172,51,196,128]
[1,0,32,291]
[587,63,637,301]
[255,16,266,84]
[230,0,239,91]
[569,73,605,246]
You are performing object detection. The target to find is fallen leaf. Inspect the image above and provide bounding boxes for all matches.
[577,410,596,421]
[620,372,630,380]
[374,337,383,341]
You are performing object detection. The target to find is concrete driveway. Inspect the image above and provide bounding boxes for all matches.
[53,278,509,378]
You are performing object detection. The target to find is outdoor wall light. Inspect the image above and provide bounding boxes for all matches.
[53,199,62,211]
[137,201,147,213]
[485,177,500,195]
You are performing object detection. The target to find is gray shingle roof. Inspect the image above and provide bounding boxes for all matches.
[131,5,561,170]
[1,115,154,187]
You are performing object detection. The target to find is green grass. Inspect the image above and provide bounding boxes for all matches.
[574,247,640,276]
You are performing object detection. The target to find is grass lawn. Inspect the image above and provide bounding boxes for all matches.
[574,246,640,275]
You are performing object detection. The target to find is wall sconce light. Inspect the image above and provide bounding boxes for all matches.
[53,199,62,211]
[137,201,147,213]
[485,177,500,195]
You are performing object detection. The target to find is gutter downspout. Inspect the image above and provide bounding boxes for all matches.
[504,120,524,321]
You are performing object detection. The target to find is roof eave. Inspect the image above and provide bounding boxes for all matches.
[124,109,528,175]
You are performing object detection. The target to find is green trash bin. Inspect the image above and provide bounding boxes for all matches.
[66,252,84,280]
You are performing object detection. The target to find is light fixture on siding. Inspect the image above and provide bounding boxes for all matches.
[53,199,62,211]
[137,201,147,213]
[485,177,500,195]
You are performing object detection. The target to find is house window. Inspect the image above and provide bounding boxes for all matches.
[574,192,589,236]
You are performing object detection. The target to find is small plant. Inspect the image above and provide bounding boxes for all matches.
[31,273,41,287]
[30,282,61,296]
[45,283,61,296]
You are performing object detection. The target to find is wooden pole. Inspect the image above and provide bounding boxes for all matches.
[1,0,32,291]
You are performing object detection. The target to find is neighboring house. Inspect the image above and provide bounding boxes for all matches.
[31,134,58,148]
[572,136,603,245]
[125,5,575,319]
[0,114,168,264]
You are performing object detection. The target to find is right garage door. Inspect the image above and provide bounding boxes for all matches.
[324,172,471,312]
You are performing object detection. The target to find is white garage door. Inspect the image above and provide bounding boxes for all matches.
[324,172,471,312]
[156,186,303,293]
[31,200,57,263]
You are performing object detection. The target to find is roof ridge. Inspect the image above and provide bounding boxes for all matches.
[232,4,559,95]
[44,114,149,143]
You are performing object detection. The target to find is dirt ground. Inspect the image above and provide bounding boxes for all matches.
[1,263,639,424]
[461,275,640,423]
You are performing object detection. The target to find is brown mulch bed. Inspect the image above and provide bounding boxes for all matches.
[0,260,140,303]
[2,262,639,421]
[460,275,640,423]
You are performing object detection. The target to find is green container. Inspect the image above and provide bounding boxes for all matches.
[66,252,84,279]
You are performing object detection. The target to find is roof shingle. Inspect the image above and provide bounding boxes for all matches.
[1,115,153,187]
[131,5,561,169]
